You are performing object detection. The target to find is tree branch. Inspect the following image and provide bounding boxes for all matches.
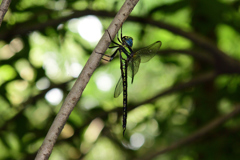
[34,0,139,159]
[127,16,240,73]
[0,0,11,27]
[159,48,215,65]
[137,71,218,107]
[1,9,240,73]
[137,105,240,160]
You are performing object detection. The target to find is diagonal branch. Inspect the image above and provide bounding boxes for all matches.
[35,0,139,159]
[0,0,11,27]
[137,105,240,160]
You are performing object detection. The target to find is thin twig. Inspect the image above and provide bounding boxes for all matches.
[34,0,139,159]
[0,0,11,27]
[137,105,240,160]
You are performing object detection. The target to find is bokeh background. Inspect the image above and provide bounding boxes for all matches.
[1,0,240,159]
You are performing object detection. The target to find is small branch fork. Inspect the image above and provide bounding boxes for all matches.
[35,0,139,159]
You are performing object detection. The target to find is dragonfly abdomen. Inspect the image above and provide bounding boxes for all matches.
[120,58,128,135]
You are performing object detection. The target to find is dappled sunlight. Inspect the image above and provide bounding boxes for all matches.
[29,31,87,82]
[83,137,124,160]
[36,77,50,90]
[6,80,29,105]
[0,44,15,59]
[171,114,187,125]
[47,0,66,11]
[60,123,74,139]
[217,25,240,59]
[43,53,61,79]
[30,32,45,45]
[0,65,17,85]
[130,133,145,149]
[1,0,240,159]
[67,18,79,33]
[95,73,113,91]
[218,98,233,114]
[0,38,23,60]
[80,96,99,110]
[81,118,104,153]
[77,15,103,43]
[15,59,35,81]
[127,104,155,130]
[9,38,24,53]
[20,67,34,81]
[45,88,63,105]
[65,62,83,78]
[68,15,103,44]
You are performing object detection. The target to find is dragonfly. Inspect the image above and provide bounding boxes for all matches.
[98,27,162,135]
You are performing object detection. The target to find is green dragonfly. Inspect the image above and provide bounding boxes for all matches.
[98,28,162,135]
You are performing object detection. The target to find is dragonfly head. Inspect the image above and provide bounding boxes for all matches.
[122,36,133,47]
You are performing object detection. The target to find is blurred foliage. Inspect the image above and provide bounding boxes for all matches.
[1,0,240,159]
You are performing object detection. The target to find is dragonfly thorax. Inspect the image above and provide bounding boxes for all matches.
[122,36,133,47]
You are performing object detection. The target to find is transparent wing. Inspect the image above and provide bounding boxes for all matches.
[127,41,161,83]
[114,76,123,98]
[135,41,162,63]
[114,41,162,96]
[127,56,141,83]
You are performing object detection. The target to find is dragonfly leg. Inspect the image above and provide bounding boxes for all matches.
[109,46,119,49]
[105,30,120,46]
[123,127,126,136]
[96,48,120,62]
[117,30,122,44]
[95,53,111,61]
[120,25,123,40]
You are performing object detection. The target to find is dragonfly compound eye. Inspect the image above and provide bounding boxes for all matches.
[123,36,133,47]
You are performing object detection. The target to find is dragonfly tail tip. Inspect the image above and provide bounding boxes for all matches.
[123,128,126,136]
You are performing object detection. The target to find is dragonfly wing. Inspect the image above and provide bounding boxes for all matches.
[128,56,141,83]
[135,41,162,63]
[114,76,123,98]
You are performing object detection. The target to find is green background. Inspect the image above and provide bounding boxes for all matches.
[1,0,240,159]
